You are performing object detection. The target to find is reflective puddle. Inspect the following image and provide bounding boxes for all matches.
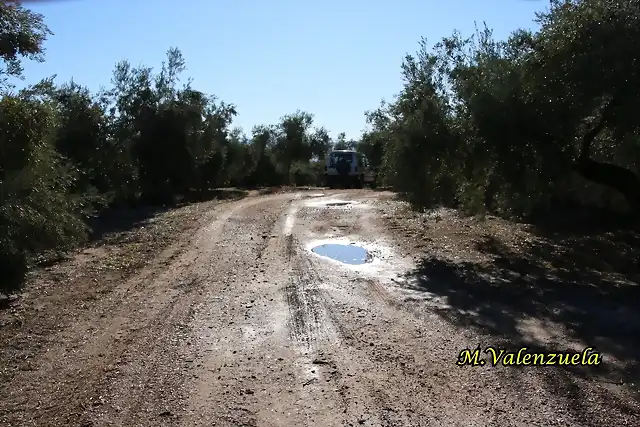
[311,243,370,265]
[304,198,365,209]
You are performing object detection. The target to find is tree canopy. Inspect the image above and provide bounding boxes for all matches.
[364,0,639,216]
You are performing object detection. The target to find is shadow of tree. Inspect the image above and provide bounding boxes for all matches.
[400,227,640,416]
[87,188,248,242]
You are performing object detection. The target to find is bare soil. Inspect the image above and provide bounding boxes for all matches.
[1,189,638,426]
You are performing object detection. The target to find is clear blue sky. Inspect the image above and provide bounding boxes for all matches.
[18,0,546,139]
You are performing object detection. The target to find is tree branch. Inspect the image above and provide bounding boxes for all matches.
[578,95,619,163]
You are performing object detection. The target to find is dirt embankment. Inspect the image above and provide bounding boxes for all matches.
[0,188,638,427]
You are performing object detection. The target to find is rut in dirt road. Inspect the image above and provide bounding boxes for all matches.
[284,253,323,347]
[1,190,638,427]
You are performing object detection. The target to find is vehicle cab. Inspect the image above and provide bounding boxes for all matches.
[324,150,376,189]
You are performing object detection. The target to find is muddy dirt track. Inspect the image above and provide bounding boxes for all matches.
[1,190,639,426]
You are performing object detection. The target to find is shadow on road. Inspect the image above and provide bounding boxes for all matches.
[88,188,248,242]
[400,226,640,419]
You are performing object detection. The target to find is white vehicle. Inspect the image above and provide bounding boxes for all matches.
[323,150,376,189]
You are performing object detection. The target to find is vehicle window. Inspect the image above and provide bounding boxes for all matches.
[329,152,354,167]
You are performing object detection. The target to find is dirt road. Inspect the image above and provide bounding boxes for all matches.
[1,190,638,426]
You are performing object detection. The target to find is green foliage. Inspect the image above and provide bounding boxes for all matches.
[0,1,51,89]
[366,0,640,217]
[290,160,322,187]
[272,110,314,178]
[333,132,357,150]
[0,94,88,291]
[309,126,332,160]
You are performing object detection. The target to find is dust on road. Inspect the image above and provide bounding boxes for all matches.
[1,190,638,426]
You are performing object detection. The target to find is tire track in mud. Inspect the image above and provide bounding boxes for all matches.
[205,191,447,426]
[286,194,436,426]
[281,235,359,424]
[81,290,197,425]
[0,230,212,426]
[283,235,326,348]
[74,198,275,427]
[280,198,393,425]
[316,289,428,427]
[20,195,290,427]
[283,223,362,349]
[178,195,303,427]
[281,195,333,349]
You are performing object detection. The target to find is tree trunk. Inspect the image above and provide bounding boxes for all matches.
[573,159,640,215]
[572,94,640,217]
[286,161,292,185]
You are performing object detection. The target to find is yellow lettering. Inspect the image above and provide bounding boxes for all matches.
[557,353,571,365]
[484,347,504,366]
[502,353,516,366]
[586,352,602,365]
[516,348,528,364]
[461,346,602,367]
[457,348,485,366]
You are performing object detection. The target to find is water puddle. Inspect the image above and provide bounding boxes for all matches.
[306,238,414,279]
[305,198,364,209]
[311,243,371,265]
